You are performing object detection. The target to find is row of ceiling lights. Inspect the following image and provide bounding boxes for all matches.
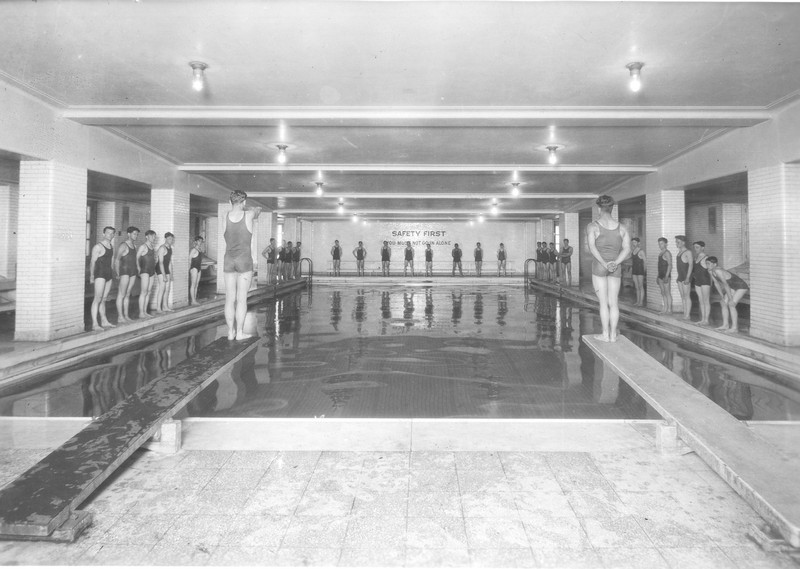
[189,60,646,96]
[187,60,645,167]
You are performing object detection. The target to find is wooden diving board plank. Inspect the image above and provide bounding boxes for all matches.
[582,334,800,548]
[0,336,258,541]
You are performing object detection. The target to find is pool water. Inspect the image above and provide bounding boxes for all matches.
[1,285,798,421]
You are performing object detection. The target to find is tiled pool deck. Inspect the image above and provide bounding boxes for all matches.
[1,422,798,568]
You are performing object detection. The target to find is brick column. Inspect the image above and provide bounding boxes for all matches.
[150,188,190,309]
[0,185,19,279]
[748,164,800,345]
[256,211,275,284]
[560,212,580,286]
[16,161,87,341]
[645,189,685,313]
[216,203,231,294]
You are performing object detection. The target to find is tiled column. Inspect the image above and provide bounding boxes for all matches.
[560,212,580,286]
[256,211,275,284]
[95,200,123,247]
[283,216,298,243]
[0,185,19,279]
[216,203,231,294]
[150,188,190,308]
[721,203,746,269]
[645,189,685,313]
[540,219,554,244]
[16,161,87,341]
[205,216,218,264]
[299,219,312,274]
[748,164,800,345]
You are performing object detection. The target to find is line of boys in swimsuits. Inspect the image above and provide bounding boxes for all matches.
[533,240,573,284]
[260,239,302,283]
[668,235,749,333]
[89,226,203,331]
[327,240,512,276]
[621,234,748,333]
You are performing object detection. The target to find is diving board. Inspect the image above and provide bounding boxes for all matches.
[0,335,258,542]
[583,334,800,548]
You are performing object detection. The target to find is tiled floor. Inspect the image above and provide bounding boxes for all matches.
[1,445,798,568]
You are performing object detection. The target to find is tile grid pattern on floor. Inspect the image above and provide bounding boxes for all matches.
[1,449,798,568]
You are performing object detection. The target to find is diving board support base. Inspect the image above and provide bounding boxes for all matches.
[582,334,800,549]
[143,419,182,454]
[655,422,678,454]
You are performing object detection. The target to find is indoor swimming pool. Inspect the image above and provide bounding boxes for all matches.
[1,285,798,422]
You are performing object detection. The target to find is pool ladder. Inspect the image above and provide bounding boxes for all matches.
[300,257,313,285]
[524,258,536,287]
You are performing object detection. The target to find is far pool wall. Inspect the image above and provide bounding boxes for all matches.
[302,220,539,275]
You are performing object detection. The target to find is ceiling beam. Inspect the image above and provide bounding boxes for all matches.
[275,209,561,215]
[62,106,771,127]
[180,164,656,173]
[248,192,597,199]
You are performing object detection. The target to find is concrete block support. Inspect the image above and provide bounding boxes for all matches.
[16,161,87,341]
[0,185,19,280]
[748,164,800,345]
[256,212,275,284]
[560,212,580,286]
[150,188,190,309]
[144,420,182,454]
[645,189,686,313]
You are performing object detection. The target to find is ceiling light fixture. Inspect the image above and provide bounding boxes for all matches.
[626,62,644,93]
[189,61,208,92]
[315,181,324,196]
[510,182,520,197]
[546,145,559,165]
[276,144,288,164]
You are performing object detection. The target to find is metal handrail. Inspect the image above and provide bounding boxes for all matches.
[300,257,313,284]
[524,258,537,284]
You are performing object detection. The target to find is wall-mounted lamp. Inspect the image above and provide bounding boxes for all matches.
[626,62,644,93]
[189,61,208,92]
[490,205,499,216]
[478,215,485,223]
[351,213,358,223]
[315,181,324,196]
[510,182,520,197]
[337,202,344,215]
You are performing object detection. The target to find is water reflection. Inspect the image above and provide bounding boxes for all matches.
[424,290,434,328]
[451,292,462,324]
[1,287,797,421]
[474,293,483,324]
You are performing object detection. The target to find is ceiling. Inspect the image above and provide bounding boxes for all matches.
[1,1,798,221]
